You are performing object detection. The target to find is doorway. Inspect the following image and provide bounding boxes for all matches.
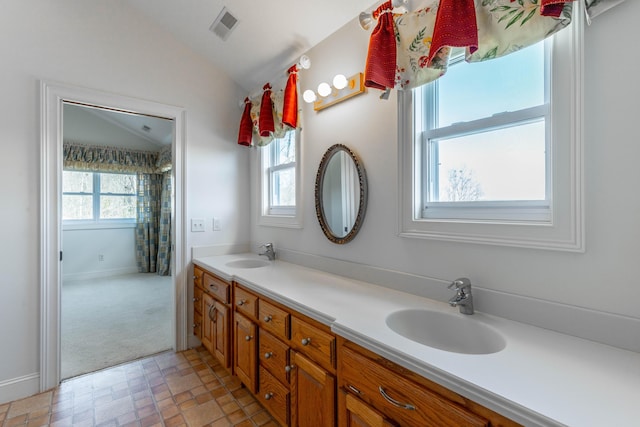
[60,103,174,379]
[40,81,187,391]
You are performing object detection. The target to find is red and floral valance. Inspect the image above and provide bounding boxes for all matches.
[365,0,574,92]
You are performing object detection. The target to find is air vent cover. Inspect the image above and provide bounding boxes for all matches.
[209,7,238,41]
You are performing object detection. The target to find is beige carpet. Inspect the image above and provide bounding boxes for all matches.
[61,273,172,379]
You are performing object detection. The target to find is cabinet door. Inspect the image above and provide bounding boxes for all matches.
[339,391,397,427]
[212,300,230,369]
[193,286,203,339]
[234,312,258,393]
[201,293,215,353]
[290,350,335,427]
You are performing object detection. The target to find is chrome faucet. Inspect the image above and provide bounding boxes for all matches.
[448,278,474,315]
[258,243,276,261]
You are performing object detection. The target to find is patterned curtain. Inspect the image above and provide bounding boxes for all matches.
[136,172,162,273]
[156,171,172,276]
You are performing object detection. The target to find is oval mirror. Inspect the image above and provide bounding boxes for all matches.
[315,144,368,244]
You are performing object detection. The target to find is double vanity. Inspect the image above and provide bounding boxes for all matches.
[193,253,640,426]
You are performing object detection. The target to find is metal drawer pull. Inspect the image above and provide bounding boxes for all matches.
[264,392,274,400]
[379,386,416,411]
[237,299,246,306]
[209,284,218,291]
[301,337,311,346]
[348,384,362,395]
[264,315,272,322]
[208,305,217,322]
[264,352,273,359]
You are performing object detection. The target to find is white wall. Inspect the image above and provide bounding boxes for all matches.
[0,0,248,402]
[62,228,138,280]
[251,3,640,323]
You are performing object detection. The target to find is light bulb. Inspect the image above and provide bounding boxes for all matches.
[333,74,348,90]
[317,82,331,97]
[302,90,317,103]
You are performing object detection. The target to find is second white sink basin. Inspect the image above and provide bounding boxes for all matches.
[385,309,506,355]
[225,259,270,269]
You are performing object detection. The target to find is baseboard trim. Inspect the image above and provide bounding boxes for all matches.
[0,373,40,405]
[276,248,640,353]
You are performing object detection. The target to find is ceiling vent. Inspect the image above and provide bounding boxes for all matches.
[209,7,239,41]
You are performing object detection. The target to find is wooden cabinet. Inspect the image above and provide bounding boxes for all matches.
[290,350,335,427]
[234,311,258,393]
[233,283,337,427]
[338,339,521,427]
[194,267,232,370]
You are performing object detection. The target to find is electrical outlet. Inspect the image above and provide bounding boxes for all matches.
[213,217,221,231]
[191,219,205,232]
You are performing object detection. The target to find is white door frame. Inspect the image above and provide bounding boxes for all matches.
[40,80,188,391]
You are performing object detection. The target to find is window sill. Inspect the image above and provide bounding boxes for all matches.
[63,221,136,231]
[258,214,302,229]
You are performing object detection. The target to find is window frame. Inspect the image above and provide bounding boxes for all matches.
[62,171,137,227]
[257,129,303,228]
[397,6,584,251]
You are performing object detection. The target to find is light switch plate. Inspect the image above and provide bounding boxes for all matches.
[213,217,221,231]
[191,219,205,232]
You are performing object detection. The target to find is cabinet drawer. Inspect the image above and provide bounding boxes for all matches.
[203,273,230,303]
[340,346,488,427]
[235,286,258,320]
[259,329,290,385]
[259,366,290,427]
[193,286,203,314]
[291,316,335,370]
[259,299,290,340]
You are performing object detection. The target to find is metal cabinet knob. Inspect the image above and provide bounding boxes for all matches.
[301,337,311,346]
[264,352,273,359]
[245,335,252,341]
[263,315,272,322]
[264,392,273,400]
[237,299,245,306]
[193,297,199,302]
[284,365,295,373]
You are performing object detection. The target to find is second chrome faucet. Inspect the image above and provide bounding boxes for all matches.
[448,278,474,315]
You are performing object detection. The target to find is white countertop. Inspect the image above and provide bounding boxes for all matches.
[194,254,640,427]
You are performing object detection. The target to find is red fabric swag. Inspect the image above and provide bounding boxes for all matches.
[259,83,275,137]
[540,0,573,17]
[237,98,253,146]
[429,0,478,65]
[364,1,396,90]
[282,65,298,129]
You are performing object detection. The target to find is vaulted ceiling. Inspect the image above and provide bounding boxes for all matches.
[124,0,382,92]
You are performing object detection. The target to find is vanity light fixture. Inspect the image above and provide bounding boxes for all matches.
[304,72,365,111]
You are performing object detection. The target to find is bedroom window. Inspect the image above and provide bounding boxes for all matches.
[62,171,136,222]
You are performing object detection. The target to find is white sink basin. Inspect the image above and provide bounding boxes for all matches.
[225,259,270,269]
[385,309,506,355]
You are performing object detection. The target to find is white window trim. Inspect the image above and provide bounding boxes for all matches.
[397,4,584,252]
[256,130,303,228]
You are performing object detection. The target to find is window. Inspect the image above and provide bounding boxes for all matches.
[257,130,303,228]
[63,171,136,222]
[417,42,550,222]
[398,14,584,251]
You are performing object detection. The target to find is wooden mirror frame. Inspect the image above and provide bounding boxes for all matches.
[314,144,368,244]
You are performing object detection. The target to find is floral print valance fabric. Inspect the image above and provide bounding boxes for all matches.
[63,142,171,174]
[366,0,574,92]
